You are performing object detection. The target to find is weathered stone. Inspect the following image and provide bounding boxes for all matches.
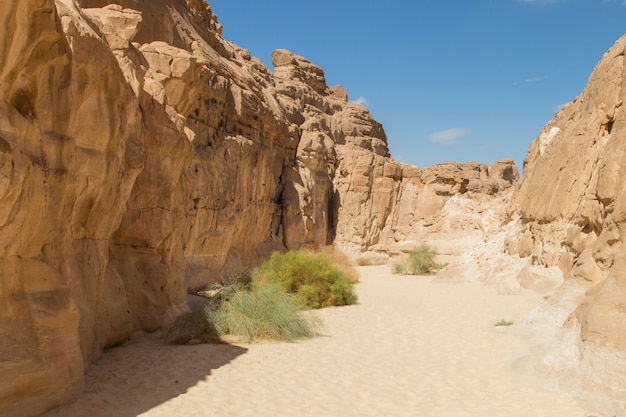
[513,33,626,344]
[504,33,626,413]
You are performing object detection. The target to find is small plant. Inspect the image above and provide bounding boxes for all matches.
[206,282,321,343]
[393,244,445,275]
[256,250,358,309]
[494,319,515,327]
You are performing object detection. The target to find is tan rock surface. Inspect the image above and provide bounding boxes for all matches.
[497,34,626,415]
[0,1,142,415]
[333,157,518,257]
[1,1,292,415]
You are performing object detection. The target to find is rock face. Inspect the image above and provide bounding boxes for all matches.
[0,1,518,416]
[268,47,520,258]
[333,159,518,258]
[505,34,626,412]
[426,35,626,414]
[514,35,626,342]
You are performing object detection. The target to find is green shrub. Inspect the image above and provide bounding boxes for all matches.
[256,250,358,309]
[494,319,515,327]
[206,282,321,342]
[393,244,445,275]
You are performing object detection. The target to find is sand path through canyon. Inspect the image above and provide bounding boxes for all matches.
[44,266,597,417]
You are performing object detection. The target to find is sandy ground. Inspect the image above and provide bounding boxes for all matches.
[44,265,600,417]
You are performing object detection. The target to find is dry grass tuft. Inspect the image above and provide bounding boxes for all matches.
[206,282,321,343]
[393,244,446,275]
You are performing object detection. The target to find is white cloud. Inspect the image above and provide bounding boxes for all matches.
[516,0,556,3]
[354,96,368,106]
[512,76,545,86]
[428,128,469,147]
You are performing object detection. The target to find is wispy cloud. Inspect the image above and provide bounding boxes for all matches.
[512,76,545,86]
[428,128,469,147]
[354,96,368,106]
[516,0,557,4]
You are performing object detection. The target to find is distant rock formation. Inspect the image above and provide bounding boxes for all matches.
[268,47,519,258]
[0,1,517,416]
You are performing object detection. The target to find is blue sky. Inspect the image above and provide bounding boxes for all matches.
[209,0,625,172]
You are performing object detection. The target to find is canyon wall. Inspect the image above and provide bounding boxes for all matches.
[506,34,626,412]
[0,1,516,416]
[514,34,626,345]
[427,35,626,414]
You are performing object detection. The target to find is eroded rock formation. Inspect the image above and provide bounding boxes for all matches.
[508,34,626,413]
[438,33,626,415]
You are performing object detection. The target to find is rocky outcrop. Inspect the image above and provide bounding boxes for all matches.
[334,158,518,257]
[0,1,143,415]
[503,34,626,413]
[514,34,626,320]
[265,47,520,258]
[0,1,291,415]
[0,1,518,416]
[423,35,626,414]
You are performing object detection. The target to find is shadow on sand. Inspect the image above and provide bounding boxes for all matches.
[43,312,247,417]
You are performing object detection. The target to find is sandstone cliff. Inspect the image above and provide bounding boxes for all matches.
[507,34,626,412]
[0,1,517,416]
[514,34,626,344]
[438,33,626,414]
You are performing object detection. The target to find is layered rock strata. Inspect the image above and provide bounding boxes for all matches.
[0,1,518,416]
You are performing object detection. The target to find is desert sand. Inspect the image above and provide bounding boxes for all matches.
[44,266,598,417]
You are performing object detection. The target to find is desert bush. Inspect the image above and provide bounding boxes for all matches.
[165,310,221,345]
[206,282,321,342]
[256,250,358,309]
[393,244,445,275]
[494,319,515,327]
